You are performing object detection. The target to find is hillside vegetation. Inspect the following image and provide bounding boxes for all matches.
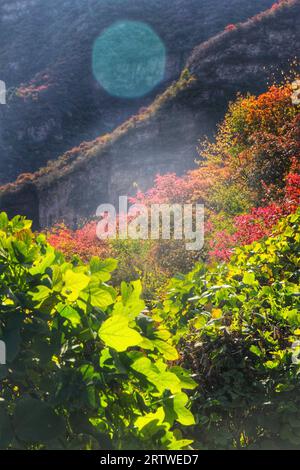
[0,0,299,451]
[0,72,299,449]
[47,80,300,287]
[1,0,299,233]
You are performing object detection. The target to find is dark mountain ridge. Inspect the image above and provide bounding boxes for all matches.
[0,0,274,182]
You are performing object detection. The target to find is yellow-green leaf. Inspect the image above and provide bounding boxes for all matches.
[152,339,179,360]
[98,315,143,352]
[62,270,90,301]
[173,392,195,426]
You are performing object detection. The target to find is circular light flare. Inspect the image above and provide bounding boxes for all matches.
[92,20,166,99]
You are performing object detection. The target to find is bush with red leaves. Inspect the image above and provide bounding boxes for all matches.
[47,221,110,262]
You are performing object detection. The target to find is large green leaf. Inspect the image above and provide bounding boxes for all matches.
[242,271,257,286]
[62,270,90,301]
[30,285,52,304]
[0,212,8,230]
[89,257,117,278]
[131,356,182,393]
[169,366,197,390]
[152,339,179,360]
[113,280,145,319]
[172,393,195,426]
[84,278,114,309]
[29,249,56,276]
[135,407,167,438]
[57,303,81,327]
[98,315,143,352]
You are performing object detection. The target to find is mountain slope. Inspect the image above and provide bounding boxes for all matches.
[0,0,274,182]
[0,0,299,229]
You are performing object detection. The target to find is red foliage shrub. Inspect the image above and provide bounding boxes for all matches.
[285,157,300,210]
[47,221,110,261]
[131,165,230,206]
[209,164,300,261]
[132,173,190,205]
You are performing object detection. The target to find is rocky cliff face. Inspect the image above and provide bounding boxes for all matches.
[0,0,274,183]
[1,0,299,229]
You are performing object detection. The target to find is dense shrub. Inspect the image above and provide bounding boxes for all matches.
[210,161,300,261]
[131,165,230,207]
[200,83,300,199]
[156,210,300,449]
[0,213,196,450]
[46,81,300,280]
[47,222,110,262]
[109,238,170,300]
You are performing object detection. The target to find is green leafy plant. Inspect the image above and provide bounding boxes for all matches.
[155,210,300,449]
[0,213,196,450]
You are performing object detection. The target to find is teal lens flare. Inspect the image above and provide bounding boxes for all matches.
[92,20,166,99]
